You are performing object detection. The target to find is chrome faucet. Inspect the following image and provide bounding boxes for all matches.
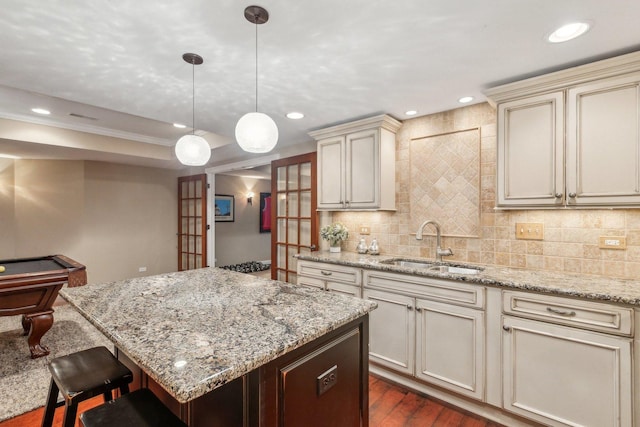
[416,220,453,262]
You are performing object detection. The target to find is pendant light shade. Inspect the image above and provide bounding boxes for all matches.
[175,134,211,165]
[175,53,211,166]
[235,6,278,154]
[235,112,278,153]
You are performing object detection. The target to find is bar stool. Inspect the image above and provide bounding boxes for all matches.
[79,388,187,427]
[41,346,133,427]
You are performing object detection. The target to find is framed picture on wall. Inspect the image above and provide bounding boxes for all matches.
[259,192,271,233]
[214,194,234,222]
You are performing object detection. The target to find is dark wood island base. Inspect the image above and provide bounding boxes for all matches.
[0,254,87,358]
[117,316,370,427]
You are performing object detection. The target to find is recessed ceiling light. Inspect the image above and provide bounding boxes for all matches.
[458,96,474,104]
[31,108,50,115]
[286,112,304,120]
[173,123,187,128]
[548,22,590,43]
[405,110,418,116]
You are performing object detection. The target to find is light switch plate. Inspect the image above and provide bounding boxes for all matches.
[599,236,627,250]
[515,223,544,240]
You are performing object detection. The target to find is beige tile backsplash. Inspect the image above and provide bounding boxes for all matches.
[332,102,640,280]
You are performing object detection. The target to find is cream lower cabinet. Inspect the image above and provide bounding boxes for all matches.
[502,291,633,427]
[362,288,415,376]
[363,270,485,401]
[296,260,361,297]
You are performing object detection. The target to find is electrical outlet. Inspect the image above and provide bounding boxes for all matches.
[359,225,370,235]
[515,223,544,240]
[599,236,627,250]
[138,267,147,272]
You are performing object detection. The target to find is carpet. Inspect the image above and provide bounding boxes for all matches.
[0,304,112,422]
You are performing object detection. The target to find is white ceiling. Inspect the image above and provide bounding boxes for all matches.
[1,0,639,169]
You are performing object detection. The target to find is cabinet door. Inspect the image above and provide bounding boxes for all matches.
[363,289,414,375]
[497,92,564,207]
[345,129,380,209]
[317,136,345,209]
[415,299,484,401]
[503,316,632,427]
[566,73,640,206]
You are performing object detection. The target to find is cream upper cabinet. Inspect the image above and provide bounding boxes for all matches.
[486,51,640,208]
[497,92,565,206]
[310,114,401,211]
[566,73,640,206]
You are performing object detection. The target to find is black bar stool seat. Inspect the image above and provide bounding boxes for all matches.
[42,346,133,427]
[80,388,187,427]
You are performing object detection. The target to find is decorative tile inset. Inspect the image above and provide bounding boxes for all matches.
[410,128,480,237]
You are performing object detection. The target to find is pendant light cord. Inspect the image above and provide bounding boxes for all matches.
[192,60,196,135]
[255,19,258,113]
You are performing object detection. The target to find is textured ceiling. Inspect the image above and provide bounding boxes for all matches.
[1,0,639,168]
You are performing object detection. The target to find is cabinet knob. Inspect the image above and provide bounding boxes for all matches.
[406,304,413,310]
[502,325,511,332]
[568,192,577,198]
[555,192,563,198]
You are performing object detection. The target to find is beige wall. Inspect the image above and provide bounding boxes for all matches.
[0,159,178,283]
[333,102,640,279]
[214,174,271,266]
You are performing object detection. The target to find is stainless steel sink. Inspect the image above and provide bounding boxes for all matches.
[380,259,436,269]
[427,265,482,275]
[380,259,483,275]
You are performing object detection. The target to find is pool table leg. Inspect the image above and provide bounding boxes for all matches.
[22,310,54,358]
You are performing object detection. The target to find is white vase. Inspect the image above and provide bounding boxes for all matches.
[329,245,341,253]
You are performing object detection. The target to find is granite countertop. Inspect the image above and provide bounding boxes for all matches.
[296,252,640,307]
[60,267,376,403]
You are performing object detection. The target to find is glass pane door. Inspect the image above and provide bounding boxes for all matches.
[178,174,208,270]
[271,153,317,282]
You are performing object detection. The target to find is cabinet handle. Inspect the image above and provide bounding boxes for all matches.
[546,307,576,317]
[320,271,332,276]
[555,192,563,198]
[503,325,511,332]
[568,192,577,198]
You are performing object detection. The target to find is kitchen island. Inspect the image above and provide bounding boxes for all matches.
[60,267,375,427]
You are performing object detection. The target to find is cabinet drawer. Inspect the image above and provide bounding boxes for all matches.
[363,270,484,309]
[298,276,325,290]
[297,261,361,285]
[503,291,633,336]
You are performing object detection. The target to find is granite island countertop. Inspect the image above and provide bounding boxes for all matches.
[297,251,640,307]
[60,267,376,403]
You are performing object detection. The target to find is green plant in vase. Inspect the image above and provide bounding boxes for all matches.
[320,222,349,253]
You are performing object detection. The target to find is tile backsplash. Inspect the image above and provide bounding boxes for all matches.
[332,102,640,279]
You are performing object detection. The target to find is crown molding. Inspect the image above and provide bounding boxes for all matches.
[484,50,640,106]
[308,114,402,140]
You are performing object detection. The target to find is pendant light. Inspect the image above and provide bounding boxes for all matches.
[175,53,211,166]
[235,5,278,153]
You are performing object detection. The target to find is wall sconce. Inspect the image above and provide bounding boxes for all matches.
[247,192,255,205]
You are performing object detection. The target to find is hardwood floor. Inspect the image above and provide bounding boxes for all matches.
[1,376,501,427]
[369,375,503,427]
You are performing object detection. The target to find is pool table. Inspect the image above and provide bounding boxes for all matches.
[0,254,87,358]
